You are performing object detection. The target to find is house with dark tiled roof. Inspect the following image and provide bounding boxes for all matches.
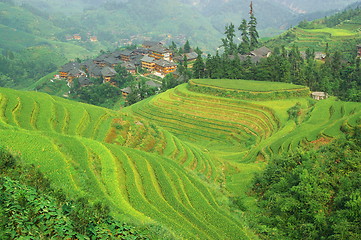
[142,41,162,49]
[145,80,161,89]
[230,46,272,64]
[87,64,103,78]
[121,62,136,74]
[130,55,144,68]
[141,55,156,71]
[119,50,132,62]
[249,46,272,58]
[121,86,132,98]
[132,48,150,56]
[104,56,122,67]
[149,45,173,61]
[93,54,109,67]
[59,62,84,80]
[101,66,117,83]
[78,77,92,87]
[173,52,198,64]
[154,59,177,75]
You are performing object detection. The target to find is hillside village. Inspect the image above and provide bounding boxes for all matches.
[59,41,195,95]
[59,41,278,98]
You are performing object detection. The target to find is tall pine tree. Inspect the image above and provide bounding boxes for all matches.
[221,23,237,55]
[238,19,250,54]
[248,2,259,50]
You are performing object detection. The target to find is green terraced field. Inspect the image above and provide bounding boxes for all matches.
[193,79,306,91]
[126,80,361,203]
[1,80,360,239]
[266,12,361,53]
[0,87,253,239]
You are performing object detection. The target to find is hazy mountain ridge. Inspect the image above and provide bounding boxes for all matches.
[3,0,361,52]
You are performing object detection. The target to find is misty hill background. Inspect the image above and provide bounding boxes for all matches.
[2,0,361,53]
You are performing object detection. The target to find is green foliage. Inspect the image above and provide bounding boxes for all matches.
[238,19,250,54]
[189,79,310,100]
[183,40,191,53]
[287,102,302,122]
[73,83,122,108]
[248,12,259,50]
[252,128,361,239]
[0,149,148,240]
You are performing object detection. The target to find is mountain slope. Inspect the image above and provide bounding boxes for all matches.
[265,6,361,54]
[0,87,252,239]
[8,0,361,51]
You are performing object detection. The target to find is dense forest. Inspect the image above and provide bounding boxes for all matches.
[252,126,361,239]
[0,48,66,89]
[188,7,361,102]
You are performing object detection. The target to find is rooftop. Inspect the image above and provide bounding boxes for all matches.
[101,66,117,77]
[141,55,156,63]
[155,59,177,68]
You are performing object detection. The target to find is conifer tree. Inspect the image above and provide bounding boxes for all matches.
[184,40,191,53]
[238,19,250,54]
[192,54,205,79]
[221,23,237,55]
[248,1,259,50]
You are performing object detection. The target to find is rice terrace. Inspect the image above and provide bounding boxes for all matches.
[0,77,360,239]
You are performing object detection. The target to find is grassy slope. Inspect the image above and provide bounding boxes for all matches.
[0,87,251,239]
[126,80,361,208]
[265,11,361,52]
[0,3,104,59]
[0,79,359,239]
[193,79,306,91]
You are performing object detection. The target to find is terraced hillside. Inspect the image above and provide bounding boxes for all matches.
[0,87,251,239]
[1,80,360,239]
[127,80,361,165]
[265,7,361,53]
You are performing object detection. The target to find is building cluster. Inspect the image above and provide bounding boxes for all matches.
[65,34,98,42]
[59,41,182,94]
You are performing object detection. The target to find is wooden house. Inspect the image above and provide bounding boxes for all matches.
[78,77,92,87]
[59,62,82,79]
[67,68,86,84]
[145,80,161,92]
[73,34,81,41]
[121,86,132,98]
[121,62,136,74]
[249,46,272,58]
[149,45,173,61]
[141,55,156,71]
[93,54,108,67]
[173,52,198,65]
[119,50,132,62]
[90,36,98,42]
[154,59,177,75]
[104,56,122,68]
[142,41,161,49]
[101,66,117,83]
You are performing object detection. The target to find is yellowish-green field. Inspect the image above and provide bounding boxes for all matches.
[193,79,306,91]
[1,78,360,239]
[304,28,357,36]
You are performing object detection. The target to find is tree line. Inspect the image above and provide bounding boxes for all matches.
[251,125,361,239]
[220,2,259,55]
